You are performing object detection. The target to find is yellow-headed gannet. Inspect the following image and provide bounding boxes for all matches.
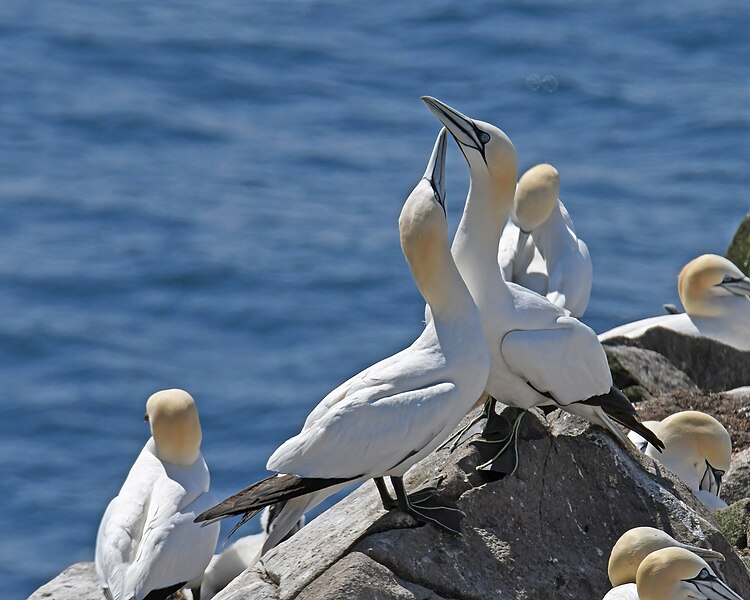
[644,411,731,512]
[199,507,304,599]
[600,254,750,351]
[421,96,662,474]
[603,526,724,599]
[497,163,593,317]
[635,547,744,600]
[195,128,490,549]
[95,390,220,600]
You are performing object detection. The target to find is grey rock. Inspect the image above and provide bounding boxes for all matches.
[726,211,750,276]
[724,448,750,505]
[604,344,697,402]
[28,562,101,600]
[602,328,750,391]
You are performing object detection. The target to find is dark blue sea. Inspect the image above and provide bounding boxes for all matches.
[3,1,749,596]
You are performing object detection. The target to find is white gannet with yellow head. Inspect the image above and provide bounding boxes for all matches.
[600,254,750,351]
[95,389,220,600]
[634,547,744,600]
[603,526,724,599]
[194,128,490,550]
[497,163,593,317]
[421,96,662,473]
[644,411,732,512]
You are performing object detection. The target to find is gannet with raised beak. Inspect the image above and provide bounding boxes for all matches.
[421,96,662,473]
[635,547,744,600]
[195,128,489,549]
[497,163,592,317]
[95,390,220,600]
[644,411,731,512]
[603,526,724,599]
[600,254,750,351]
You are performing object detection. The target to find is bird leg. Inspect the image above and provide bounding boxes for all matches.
[438,395,496,452]
[472,408,526,477]
[390,476,463,535]
[374,477,396,511]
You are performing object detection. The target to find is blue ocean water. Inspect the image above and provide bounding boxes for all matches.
[2,1,749,596]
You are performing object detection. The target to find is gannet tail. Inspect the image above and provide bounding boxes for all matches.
[582,387,665,451]
[194,473,352,527]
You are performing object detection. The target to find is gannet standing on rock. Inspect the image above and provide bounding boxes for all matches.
[195,128,490,550]
[603,526,724,599]
[600,254,750,351]
[635,548,744,600]
[95,390,220,600]
[643,411,731,512]
[497,163,592,317]
[421,96,662,473]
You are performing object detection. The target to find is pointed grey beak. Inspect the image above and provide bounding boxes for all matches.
[720,275,750,297]
[680,544,725,563]
[687,572,745,600]
[423,127,447,215]
[421,96,487,161]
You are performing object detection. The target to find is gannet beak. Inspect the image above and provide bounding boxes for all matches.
[680,544,725,563]
[423,127,448,215]
[420,96,487,160]
[685,570,745,599]
[700,460,725,496]
[720,275,750,297]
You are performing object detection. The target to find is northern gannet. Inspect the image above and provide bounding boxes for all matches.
[644,411,731,512]
[195,128,490,549]
[600,254,750,351]
[603,526,724,599]
[95,390,220,600]
[421,96,662,473]
[635,547,743,600]
[199,507,304,599]
[497,163,593,317]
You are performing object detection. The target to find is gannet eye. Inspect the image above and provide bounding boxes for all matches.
[722,275,733,283]
[697,568,711,580]
[478,131,491,144]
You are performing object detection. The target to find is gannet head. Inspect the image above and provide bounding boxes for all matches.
[511,164,560,233]
[145,389,202,466]
[399,128,449,271]
[678,254,750,317]
[646,411,731,498]
[637,547,743,600]
[420,96,517,205]
[608,526,724,586]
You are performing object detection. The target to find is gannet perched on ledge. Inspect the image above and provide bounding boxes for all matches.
[421,96,662,473]
[497,163,592,317]
[603,526,724,599]
[600,254,750,351]
[643,411,731,512]
[95,390,220,600]
[196,129,489,550]
[634,548,744,600]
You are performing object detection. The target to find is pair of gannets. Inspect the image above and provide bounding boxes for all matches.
[628,411,731,512]
[420,96,661,471]
[600,254,750,351]
[498,163,593,317]
[196,129,490,547]
[603,526,741,599]
[95,390,219,600]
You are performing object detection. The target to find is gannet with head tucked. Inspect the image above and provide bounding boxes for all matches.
[95,389,220,600]
[199,507,304,600]
[421,96,662,472]
[600,254,750,351]
[497,163,593,317]
[643,411,731,512]
[603,526,724,599]
[195,128,490,549]
[634,547,744,600]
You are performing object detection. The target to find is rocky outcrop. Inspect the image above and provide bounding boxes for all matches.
[602,329,750,392]
[28,562,101,600]
[727,211,750,276]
